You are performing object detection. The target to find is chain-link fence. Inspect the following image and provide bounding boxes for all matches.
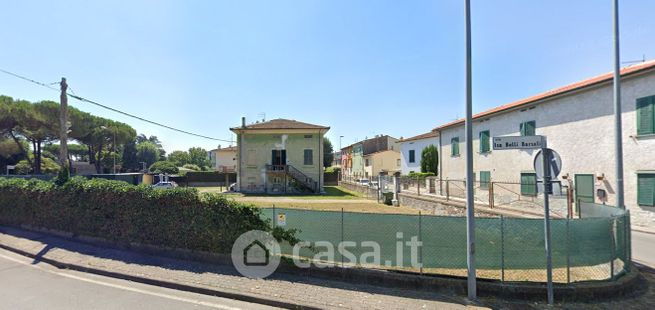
[260,204,630,283]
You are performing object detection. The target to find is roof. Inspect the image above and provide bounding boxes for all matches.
[231,118,329,131]
[363,149,399,157]
[210,146,237,152]
[342,134,397,149]
[399,130,439,143]
[434,60,655,131]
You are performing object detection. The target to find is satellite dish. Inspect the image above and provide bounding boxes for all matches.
[534,148,562,179]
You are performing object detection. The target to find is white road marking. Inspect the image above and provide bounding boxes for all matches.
[0,252,246,310]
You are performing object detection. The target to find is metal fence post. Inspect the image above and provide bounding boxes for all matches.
[419,211,423,275]
[626,210,631,272]
[623,212,628,273]
[446,180,450,200]
[566,217,571,284]
[500,215,505,283]
[417,176,420,196]
[489,181,494,209]
[609,217,616,280]
[341,208,345,269]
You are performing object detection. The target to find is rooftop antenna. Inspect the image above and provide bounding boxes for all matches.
[257,112,266,122]
[621,54,646,65]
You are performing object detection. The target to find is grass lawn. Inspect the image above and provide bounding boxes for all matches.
[196,186,363,199]
[247,201,420,215]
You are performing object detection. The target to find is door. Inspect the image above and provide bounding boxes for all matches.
[574,174,595,212]
[271,150,286,166]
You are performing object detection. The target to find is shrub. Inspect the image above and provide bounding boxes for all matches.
[406,172,435,179]
[182,164,201,171]
[0,177,294,254]
[149,161,179,174]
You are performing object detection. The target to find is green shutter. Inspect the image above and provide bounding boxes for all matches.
[451,137,459,156]
[479,131,490,153]
[480,171,490,189]
[637,96,654,135]
[521,172,537,196]
[637,174,655,206]
[409,150,415,163]
[520,121,536,136]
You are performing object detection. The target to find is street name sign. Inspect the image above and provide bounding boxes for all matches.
[493,135,545,150]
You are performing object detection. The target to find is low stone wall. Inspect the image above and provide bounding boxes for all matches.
[398,192,497,217]
[338,181,378,198]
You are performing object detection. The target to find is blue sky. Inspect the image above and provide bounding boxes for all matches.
[1,1,654,152]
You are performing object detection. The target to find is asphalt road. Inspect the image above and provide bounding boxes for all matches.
[0,248,278,310]
[632,230,655,268]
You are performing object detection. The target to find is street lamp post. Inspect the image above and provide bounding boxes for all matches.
[464,0,477,300]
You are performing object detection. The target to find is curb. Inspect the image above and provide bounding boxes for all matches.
[632,227,655,235]
[0,242,319,310]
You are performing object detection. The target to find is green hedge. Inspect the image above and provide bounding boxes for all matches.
[185,171,236,183]
[0,177,279,254]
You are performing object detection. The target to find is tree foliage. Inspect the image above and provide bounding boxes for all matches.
[323,137,334,168]
[149,160,179,174]
[168,150,191,166]
[420,144,439,175]
[188,147,210,170]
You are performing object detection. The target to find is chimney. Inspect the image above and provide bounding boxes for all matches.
[241,117,246,128]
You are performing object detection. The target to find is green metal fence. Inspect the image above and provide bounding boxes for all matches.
[260,204,630,283]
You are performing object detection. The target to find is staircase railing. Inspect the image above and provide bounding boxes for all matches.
[265,164,317,192]
[286,165,317,192]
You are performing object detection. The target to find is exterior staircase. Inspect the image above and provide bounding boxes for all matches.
[266,165,318,193]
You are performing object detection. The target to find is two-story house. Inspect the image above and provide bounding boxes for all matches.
[230,118,330,194]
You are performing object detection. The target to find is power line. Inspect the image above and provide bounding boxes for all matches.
[0,68,234,143]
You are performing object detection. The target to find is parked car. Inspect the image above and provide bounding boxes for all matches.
[369,181,379,188]
[228,183,237,192]
[356,179,370,186]
[152,181,178,189]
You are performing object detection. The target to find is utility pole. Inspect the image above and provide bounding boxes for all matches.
[464,0,477,300]
[613,0,625,209]
[59,77,70,176]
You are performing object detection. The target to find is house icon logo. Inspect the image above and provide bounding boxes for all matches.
[231,230,280,278]
[243,240,269,266]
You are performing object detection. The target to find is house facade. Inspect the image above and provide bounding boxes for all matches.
[435,60,655,228]
[399,131,440,175]
[231,118,330,194]
[342,135,399,179]
[209,145,237,172]
[363,150,401,178]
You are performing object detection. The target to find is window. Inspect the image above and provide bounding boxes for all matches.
[637,95,655,135]
[303,149,313,165]
[304,134,313,139]
[479,130,490,153]
[520,121,536,136]
[637,173,655,206]
[397,159,400,167]
[246,150,256,166]
[479,171,491,190]
[520,172,537,196]
[365,159,370,166]
[408,150,415,163]
[451,137,460,156]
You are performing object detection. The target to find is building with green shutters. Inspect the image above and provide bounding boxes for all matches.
[418,60,655,228]
[230,118,329,194]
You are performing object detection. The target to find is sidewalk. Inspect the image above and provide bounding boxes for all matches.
[0,226,475,310]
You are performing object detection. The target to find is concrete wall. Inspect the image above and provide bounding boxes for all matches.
[214,150,237,171]
[400,136,439,175]
[438,70,655,228]
[237,132,325,193]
